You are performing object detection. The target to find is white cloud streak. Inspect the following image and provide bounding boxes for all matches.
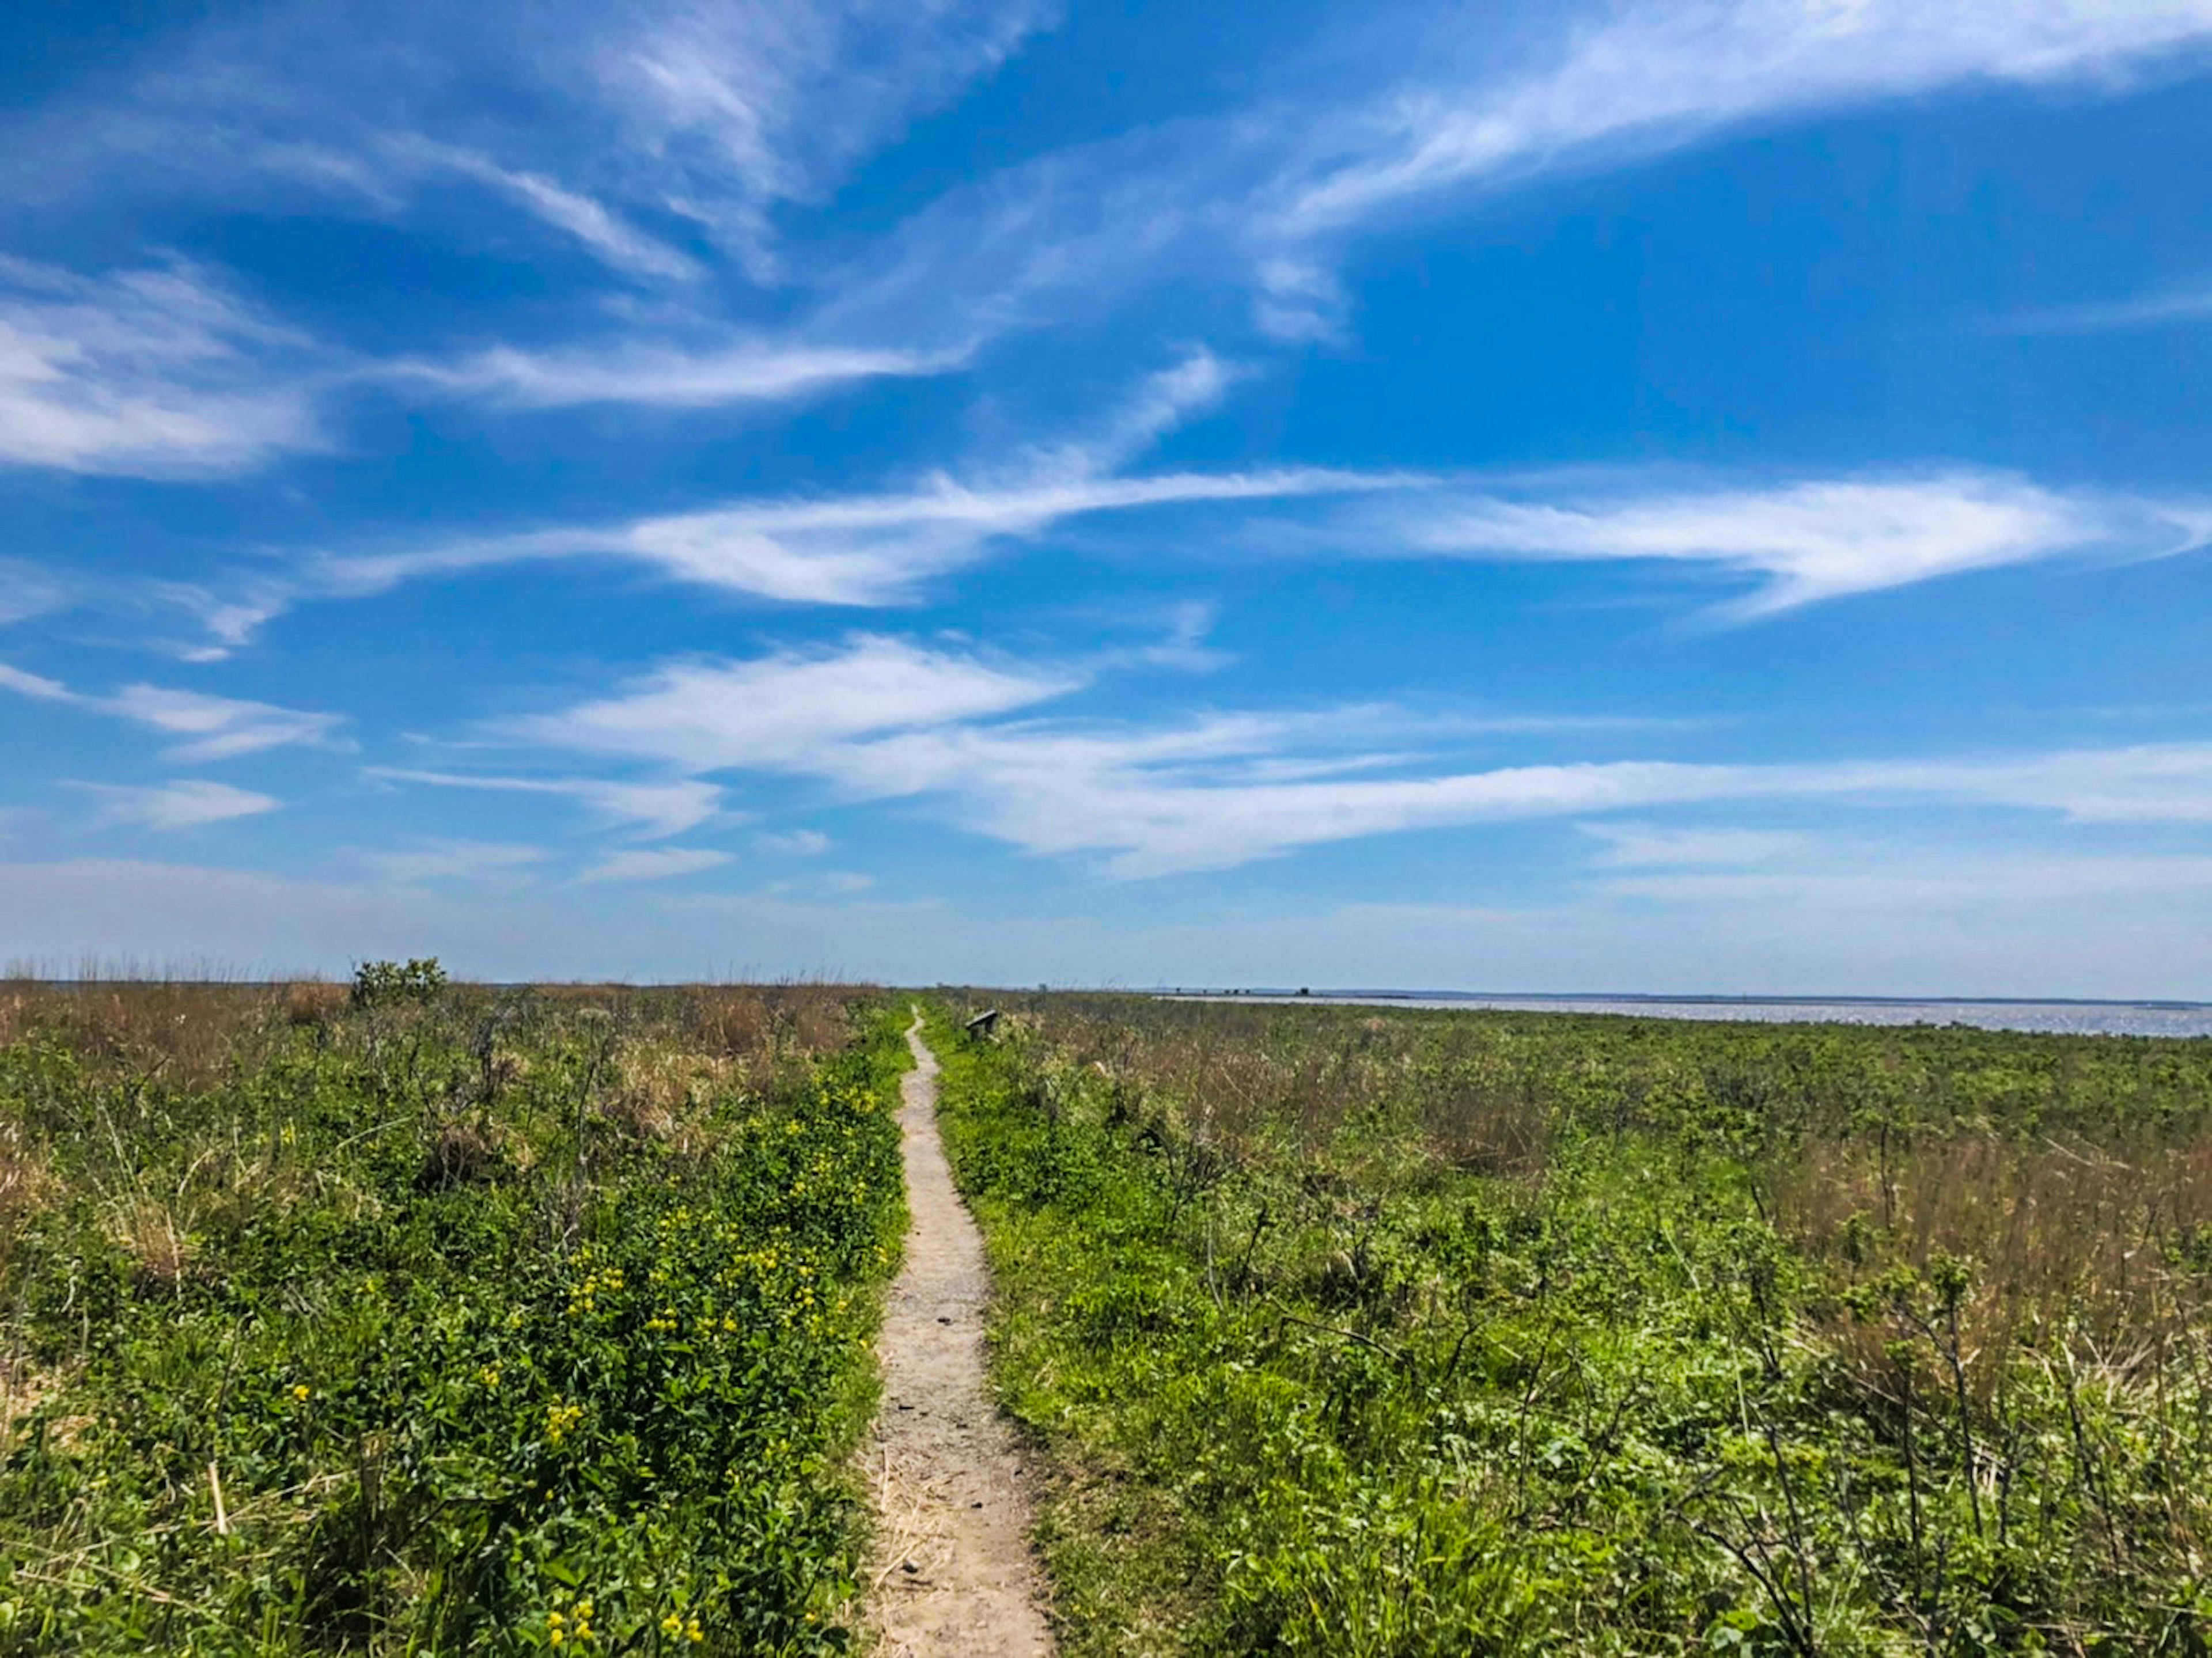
[1579,821,1807,866]
[578,846,733,883]
[0,663,73,701]
[754,828,831,856]
[357,839,552,885]
[1278,1,2212,236]
[0,244,950,483]
[0,662,345,761]
[366,768,725,840]
[0,258,323,477]
[283,351,1412,616]
[75,779,282,830]
[1352,469,2209,613]
[505,635,1078,772]
[397,139,706,282]
[6,0,1052,286]
[497,631,2212,877]
[0,563,70,627]
[598,0,1054,276]
[102,684,347,762]
[2009,283,2212,333]
[391,337,959,411]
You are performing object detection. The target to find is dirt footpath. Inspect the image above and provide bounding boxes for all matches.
[864,1015,1055,1657]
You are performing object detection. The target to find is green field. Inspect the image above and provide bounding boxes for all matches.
[4,977,2210,1653]
[928,996,2212,1655]
[0,973,904,1654]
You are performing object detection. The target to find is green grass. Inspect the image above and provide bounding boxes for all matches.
[0,981,906,1655]
[928,999,2212,1656]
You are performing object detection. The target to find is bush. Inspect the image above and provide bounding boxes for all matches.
[350,958,450,1009]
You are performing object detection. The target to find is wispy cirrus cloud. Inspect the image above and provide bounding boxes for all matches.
[805,2,2212,350]
[594,0,1054,276]
[102,685,346,762]
[389,335,960,411]
[487,628,2212,877]
[1336,468,2210,614]
[74,779,282,830]
[0,257,324,477]
[366,768,726,840]
[389,137,706,283]
[0,661,344,760]
[6,0,1052,282]
[504,635,1078,772]
[0,663,72,702]
[0,0,1043,480]
[356,839,551,886]
[1274,1,2212,238]
[1579,821,1808,867]
[2006,282,2212,333]
[151,351,1406,642]
[577,846,733,884]
[806,729,2212,877]
[0,245,966,484]
[0,562,70,627]
[476,631,1732,874]
[754,828,831,857]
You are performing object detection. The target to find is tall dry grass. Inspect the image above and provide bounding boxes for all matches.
[1777,1133,2212,1397]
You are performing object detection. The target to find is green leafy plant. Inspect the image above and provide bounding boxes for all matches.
[349,957,452,1009]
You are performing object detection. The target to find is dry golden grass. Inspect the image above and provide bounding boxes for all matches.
[0,978,276,1092]
[109,1194,200,1292]
[283,980,349,1027]
[1782,1137,2212,1324]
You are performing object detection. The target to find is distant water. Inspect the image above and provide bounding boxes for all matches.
[1172,993,2212,1038]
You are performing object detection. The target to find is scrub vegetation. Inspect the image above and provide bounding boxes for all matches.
[0,970,905,1655]
[9,972,2210,1655]
[929,995,2212,1655]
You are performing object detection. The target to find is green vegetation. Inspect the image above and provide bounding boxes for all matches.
[929,996,2212,1655]
[0,974,904,1655]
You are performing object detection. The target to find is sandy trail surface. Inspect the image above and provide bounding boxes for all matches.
[865,1015,1055,1657]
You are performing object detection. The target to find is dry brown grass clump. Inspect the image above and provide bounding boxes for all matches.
[109,1196,202,1292]
[1777,1132,2212,1399]
[603,1039,737,1154]
[418,1120,506,1190]
[0,978,276,1092]
[283,980,349,1027]
[684,985,857,1084]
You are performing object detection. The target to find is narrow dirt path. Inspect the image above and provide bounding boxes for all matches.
[864,1014,1055,1657]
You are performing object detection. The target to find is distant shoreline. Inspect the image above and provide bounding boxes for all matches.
[1151,989,2212,1037]
[1154,989,2212,1010]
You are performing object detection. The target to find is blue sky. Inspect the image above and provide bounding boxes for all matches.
[4,0,2212,993]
